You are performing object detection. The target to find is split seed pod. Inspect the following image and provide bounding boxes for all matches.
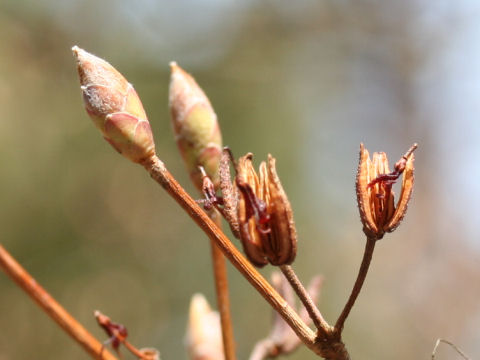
[169,63,222,191]
[72,46,155,163]
[236,154,297,267]
[356,143,416,239]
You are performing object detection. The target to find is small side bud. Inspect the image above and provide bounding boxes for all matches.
[94,310,128,353]
[186,294,224,360]
[72,46,156,163]
[169,62,222,191]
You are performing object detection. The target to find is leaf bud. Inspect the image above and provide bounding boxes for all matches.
[72,46,155,163]
[169,62,222,191]
[185,293,224,360]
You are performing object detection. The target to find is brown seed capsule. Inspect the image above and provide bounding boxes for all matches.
[72,46,156,163]
[235,154,297,267]
[356,143,416,239]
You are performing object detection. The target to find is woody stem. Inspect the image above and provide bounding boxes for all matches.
[141,155,322,355]
[0,244,117,360]
[334,237,376,335]
[208,209,237,360]
[280,265,330,336]
[123,340,149,359]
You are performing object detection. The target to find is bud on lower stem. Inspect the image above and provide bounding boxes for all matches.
[186,294,224,360]
[169,62,222,191]
[72,46,156,163]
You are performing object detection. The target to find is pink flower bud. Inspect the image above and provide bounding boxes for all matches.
[169,62,222,191]
[72,46,155,163]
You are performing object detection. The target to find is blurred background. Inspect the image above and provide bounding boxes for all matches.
[1,1,479,359]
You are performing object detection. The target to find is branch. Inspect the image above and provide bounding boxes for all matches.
[334,237,376,334]
[280,265,330,336]
[140,155,319,354]
[249,273,325,360]
[208,209,236,360]
[0,244,117,360]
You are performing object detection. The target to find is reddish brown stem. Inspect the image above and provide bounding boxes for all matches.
[123,340,149,359]
[334,237,376,334]
[141,155,320,355]
[0,244,117,360]
[280,265,330,336]
[209,209,237,360]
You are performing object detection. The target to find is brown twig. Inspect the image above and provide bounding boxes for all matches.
[140,155,323,355]
[208,209,237,360]
[123,341,150,359]
[0,244,117,360]
[431,339,471,360]
[280,265,330,336]
[334,237,376,334]
[249,273,325,360]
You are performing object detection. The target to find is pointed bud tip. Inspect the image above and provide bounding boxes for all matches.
[169,61,179,71]
[190,293,210,312]
[71,46,89,63]
[73,47,155,163]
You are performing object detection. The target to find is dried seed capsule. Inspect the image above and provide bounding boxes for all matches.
[72,46,155,163]
[186,294,224,360]
[264,155,297,265]
[356,143,416,239]
[235,154,297,267]
[169,62,222,191]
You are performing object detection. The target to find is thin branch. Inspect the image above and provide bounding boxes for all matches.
[249,273,325,360]
[140,155,319,354]
[0,244,117,360]
[123,341,150,359]
[208,209,237,360]
[431,339,471,360]
[334,237,376,334]
[280,265,330,336]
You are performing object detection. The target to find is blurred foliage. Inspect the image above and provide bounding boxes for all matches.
[1,1,480,359]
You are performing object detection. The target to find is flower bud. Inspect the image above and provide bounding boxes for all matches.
[72,46,155,163]
[186,294,224,360]
[356,143,416,239]
[169,62,222,191]
[236,154,297,267]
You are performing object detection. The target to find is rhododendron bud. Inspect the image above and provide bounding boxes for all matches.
[186,294,224,360]
[72,46,155,163]
[169,62,222,191]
